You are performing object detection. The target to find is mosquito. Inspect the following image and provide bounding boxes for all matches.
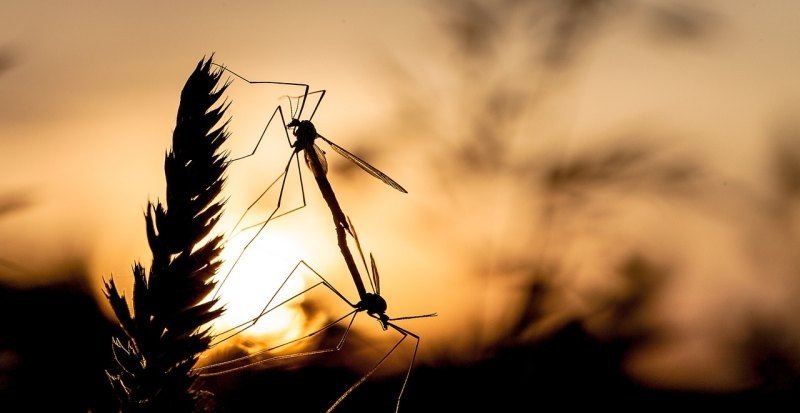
[194,217,436,413]
[211,63,407,299]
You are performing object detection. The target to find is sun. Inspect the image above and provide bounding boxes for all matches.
[212,226,311,345]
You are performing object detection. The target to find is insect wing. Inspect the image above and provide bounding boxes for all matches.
[318,136,408,193]
[304,143,328,177]
[369,253,380,296]
[347,216,374,293]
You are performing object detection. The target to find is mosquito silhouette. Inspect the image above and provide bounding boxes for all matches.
[200,64,433,411]
[211,64,407,300]
[194,217,436,413]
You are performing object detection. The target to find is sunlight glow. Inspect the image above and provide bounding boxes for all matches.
[213,226,310,345]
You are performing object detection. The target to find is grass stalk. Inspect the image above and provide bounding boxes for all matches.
[104,57,229,413]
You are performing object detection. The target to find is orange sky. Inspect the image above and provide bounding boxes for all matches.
[3,0,800,391]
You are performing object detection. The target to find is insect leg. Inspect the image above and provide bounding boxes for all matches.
[212,152,297,300]
[195,310,359,377]
[225,105,286,165]
[324,324,412,413]
[212,259,358,345]
[225,107,306,247]
[233,147,308,235]
[198,260,362,375]
[387,323,421,413]
[211,63,311,123]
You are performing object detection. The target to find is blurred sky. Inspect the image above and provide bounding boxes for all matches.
[3,0,800,392]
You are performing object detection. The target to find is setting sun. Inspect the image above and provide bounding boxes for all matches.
[212,225,310,344]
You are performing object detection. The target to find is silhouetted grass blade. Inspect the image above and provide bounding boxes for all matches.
[104,56,229,413]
